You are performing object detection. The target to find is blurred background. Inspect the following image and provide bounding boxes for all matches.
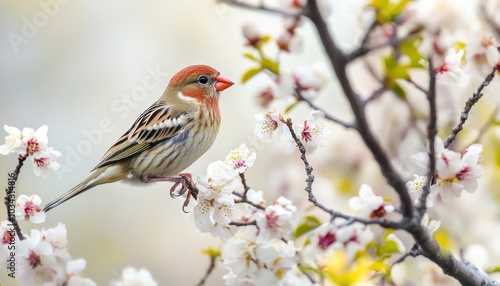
[0,0,369,284]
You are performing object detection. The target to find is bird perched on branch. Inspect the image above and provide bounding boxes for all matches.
[43,65,233,212]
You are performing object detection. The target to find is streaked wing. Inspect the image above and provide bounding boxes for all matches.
[92,101,186,170]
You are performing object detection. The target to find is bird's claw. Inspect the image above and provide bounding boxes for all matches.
[167,173,199,213]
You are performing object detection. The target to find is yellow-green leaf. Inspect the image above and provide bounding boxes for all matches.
[380,240,400,256]
[243,52,259,62]
[294,215,321,238]
[202,247,221,258]
[261,57,280,75]
[241,67,263,83]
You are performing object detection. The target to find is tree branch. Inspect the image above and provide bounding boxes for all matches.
[4,154,28,240]
[418,60,437,214]
[233,192,265,210]
[305,0,414,218]
[443,67,497,148]
[196,253,218,286]
[294,87,356,129]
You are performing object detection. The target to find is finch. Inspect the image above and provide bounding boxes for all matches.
[43,65,233,212]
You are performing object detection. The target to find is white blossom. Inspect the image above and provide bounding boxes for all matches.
[436,49,464,84]
[421,213,441,234]
[466,34,500,75]
[33,147,61,177]
[194,161,239,239]
[412,137,483,200]
[255,110,285,139]
[349,184,394,218]
[406,175,433,207]
[15,194,46,224]
[254,196,298,242]
[283,110,330,155]
[0,125,24,155]
[292,62,331,99]
[222,233,296,285]
[225,144,257,173]
[242,21,262,45]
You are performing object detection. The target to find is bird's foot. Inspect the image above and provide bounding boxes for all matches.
[149,173,198,213]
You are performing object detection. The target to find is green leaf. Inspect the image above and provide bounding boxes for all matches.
[382,228,394,241]
[380,240,400,256]
[487,266,500,273]
[261,57,280,75]
[284,100,300,114]
[399,37,426,69]
[241,67,263,83]
[294,215,321,238]
[370,0,412,23]
[202,247,221,258]
[243,52,259,62]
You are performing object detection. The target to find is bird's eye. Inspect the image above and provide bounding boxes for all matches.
[197,76,209,85]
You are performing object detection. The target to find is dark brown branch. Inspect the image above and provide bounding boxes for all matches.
[418,60,437,213]
[196,253,218,286]
[305,0,414,218]
[280,116,403,228]
[280,117,335,217]
[239,173,251,197]
[364,86,388,104]
[408,222,500,286]
[347,29,422,62]
[233,192,265,210]
[406,78,429,95]
[294,87,356,129]
[392,244,421,266]
[229,221,257,227]
[4,154,28,240]
[443,67,497,148]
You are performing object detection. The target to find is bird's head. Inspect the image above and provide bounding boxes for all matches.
[166,65,234,105]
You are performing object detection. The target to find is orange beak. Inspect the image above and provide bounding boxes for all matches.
[215,74,234,91]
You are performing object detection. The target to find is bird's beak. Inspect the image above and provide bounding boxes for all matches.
[215,74,234,91]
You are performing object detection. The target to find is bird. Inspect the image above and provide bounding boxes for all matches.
[43,65,233,212]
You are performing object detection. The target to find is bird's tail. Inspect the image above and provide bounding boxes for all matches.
[43,165,123,212]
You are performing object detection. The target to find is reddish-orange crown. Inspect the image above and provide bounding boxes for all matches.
[168,65,220,88]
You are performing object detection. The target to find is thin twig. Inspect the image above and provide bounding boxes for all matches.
[229,221,257,227]
[233,192,265,210]
[4,154,29,240]
[443,67,497,148]
[406,78,429,95]
[196,254,218,286]
[392,244,421,266]
[364,86,388,104]
[280,117,335,217]
[294,87,356,129]
[239,173,251,197]
[418,60,437,214]
[347,29,422,62]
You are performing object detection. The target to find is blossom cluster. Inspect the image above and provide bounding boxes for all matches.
[255,109,331,155]
[411,137,483,201]
[189,140,408,285]
[0,222,95,285]
[0,125,60,177]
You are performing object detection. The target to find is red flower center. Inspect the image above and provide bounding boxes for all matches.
[318,232,336,250]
